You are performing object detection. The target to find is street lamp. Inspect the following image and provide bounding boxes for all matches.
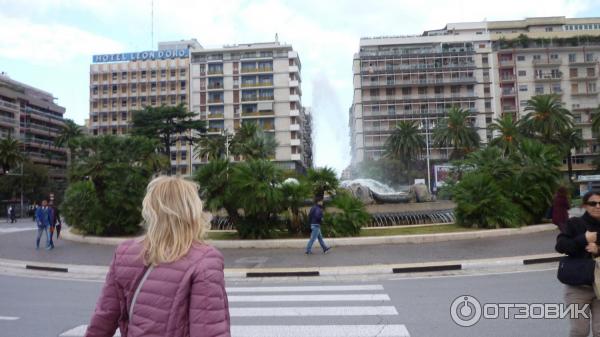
[3,163,24,218]
[424,117,432,192]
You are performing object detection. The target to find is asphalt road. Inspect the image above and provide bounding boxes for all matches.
[0,265,571,337]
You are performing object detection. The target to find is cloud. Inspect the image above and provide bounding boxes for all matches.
[0,14,125,65]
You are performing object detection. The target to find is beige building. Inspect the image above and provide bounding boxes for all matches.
[190,41,312,172]
[89,39,201,174]
[350,16,600,176]
[0,73,67,179]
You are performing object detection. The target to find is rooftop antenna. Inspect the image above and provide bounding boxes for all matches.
[275,33,279,43]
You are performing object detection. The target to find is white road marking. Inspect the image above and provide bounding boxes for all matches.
[230,306,398,316]
[228,294,390,302]
[0,316,19,320]
[59,325,120,337]
[0,227,36,234]
[231,325,410,337]
[226,284,384,292]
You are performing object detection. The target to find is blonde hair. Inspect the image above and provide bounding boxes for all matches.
[141,176,209,265]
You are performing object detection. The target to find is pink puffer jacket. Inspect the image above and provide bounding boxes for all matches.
[85,239,231,337]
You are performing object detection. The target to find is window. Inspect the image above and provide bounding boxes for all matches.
[141,71,147,79]
[418,87,427,95]
[434,86,443,94]
[569,54,576,62]
[550,54,559,60]
[402,87,411,95]
[520,100,528,106]
[369,89,378,97]
[151,70,156,78]
[535,85,544,94]
[518,70,526,77]
[517,55,525,61]
[533,55,541,60]
[388,105,396,115]
[482,56,488,64]
[485,101,492,108]
[386,88,395,96]
[588,68,596,77]
[112,72,117,80]
[586,53,594,62]
[519,85,528,92]
[570,68,578,78]
[121,72,127,80]
[545,27,554,32]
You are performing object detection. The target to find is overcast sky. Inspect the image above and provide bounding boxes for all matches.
[1,0,599,174]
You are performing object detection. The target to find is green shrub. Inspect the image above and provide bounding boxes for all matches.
[321,191,371,237]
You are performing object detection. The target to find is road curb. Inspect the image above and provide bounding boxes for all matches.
[61,224,557,248]
[0,253,562,280]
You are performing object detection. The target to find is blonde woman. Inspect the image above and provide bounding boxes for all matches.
[85,176,230,337]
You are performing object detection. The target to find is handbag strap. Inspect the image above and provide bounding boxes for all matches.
[128,265,154,320]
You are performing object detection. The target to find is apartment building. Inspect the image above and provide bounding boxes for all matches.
[190,41,312,172]
[0,73,67,179]
[89,39,201,174]
[350,16,600,176]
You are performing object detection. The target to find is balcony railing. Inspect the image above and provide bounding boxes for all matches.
[241,67,273,73]
[532,59,562,66]
[208,113,224,119]
[207,98,224,104]
[241,82,273,88]
[241,96,274,102]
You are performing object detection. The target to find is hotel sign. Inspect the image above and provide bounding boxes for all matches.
[92,49,189,63]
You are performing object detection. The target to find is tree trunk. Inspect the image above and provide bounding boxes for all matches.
[567,153,573,184]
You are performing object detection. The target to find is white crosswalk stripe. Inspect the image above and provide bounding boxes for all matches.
[0,227,36,234]
[59,284,410,337]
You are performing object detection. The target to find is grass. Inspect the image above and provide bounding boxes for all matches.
[205,223,479,240]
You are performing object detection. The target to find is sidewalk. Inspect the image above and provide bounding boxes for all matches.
[0,219,560,273]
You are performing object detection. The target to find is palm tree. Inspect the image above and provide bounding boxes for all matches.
[54,119,83,168]
[488,115,522,156]
[591,105,600,134]
[195,135,226,161]
[230,122,278,160]
[194,158,239,223]
[384,120,425,170]
[558,128,584,183]
[521,94,573,144]
[0,135,24,174]
[307,167,339,200]
[433,106,480,159]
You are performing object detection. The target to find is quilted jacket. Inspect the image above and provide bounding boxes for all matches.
[85,239,231,337]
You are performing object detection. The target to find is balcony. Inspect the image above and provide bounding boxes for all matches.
[501,88,516,97]
[290,109,300,116]
[290,94,300,101]
[289,80,299,87]
[572,91,599,97]
[241,67,273,74]
[500,75,515,82]
[291,139,301,146]
[291,153,302,161]
[535,74,562,82]
[0,99,19,113]
[499,59,514,67]
[241,82,273,88]
[242,110,273,117]
[569,58,598,66]
[290,124,301,131]
[207,113,224,119]
[0,115,17,126]
[289,65,300,73]
[207,84,223,90]
[532,59,562,67]
[207,98,224,104]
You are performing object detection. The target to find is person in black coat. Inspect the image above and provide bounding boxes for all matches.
[556,191,600,337]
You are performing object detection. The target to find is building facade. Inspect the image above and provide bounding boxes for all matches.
[350,16,600,176]
[89,39,201,174]
[190,42,312,172]
[0,73,67,179]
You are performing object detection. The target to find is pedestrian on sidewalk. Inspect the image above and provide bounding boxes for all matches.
[34,200,53,250]
[9,205,16,223]
[552,186,570,233]
[305,197,331,255]
[48,201,62,239]
[85,176,230,337]
[556,191,600,336]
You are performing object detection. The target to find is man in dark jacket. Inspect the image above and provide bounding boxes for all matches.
[305,198,331,255]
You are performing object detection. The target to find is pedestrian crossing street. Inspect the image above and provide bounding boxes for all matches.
[59,283,410,337]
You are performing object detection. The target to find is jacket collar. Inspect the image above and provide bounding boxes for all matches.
[582,212,600,228]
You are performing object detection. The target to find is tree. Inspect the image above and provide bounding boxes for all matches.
[591,105,600,134]
[280,177,311,234]
[384,120,425,171]
[130,104,206,172]
[520,94,574,144]
[230,122,278,160]
[194,158,239,223]
[558,128,584,183]
[195,135,227,161]
[0,135,24,174]
[307,167,339,200]
[230,160,284,238]
[433,106,480,160]
[54,119,83,166]
[62,135,168,235]
[488,115,522,156]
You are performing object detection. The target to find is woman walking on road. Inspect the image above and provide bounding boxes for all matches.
[556,191,600,337]
[85,176,231,337]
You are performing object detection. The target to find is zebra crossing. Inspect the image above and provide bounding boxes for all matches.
[0,226,36,234]
[59,283,410,337]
